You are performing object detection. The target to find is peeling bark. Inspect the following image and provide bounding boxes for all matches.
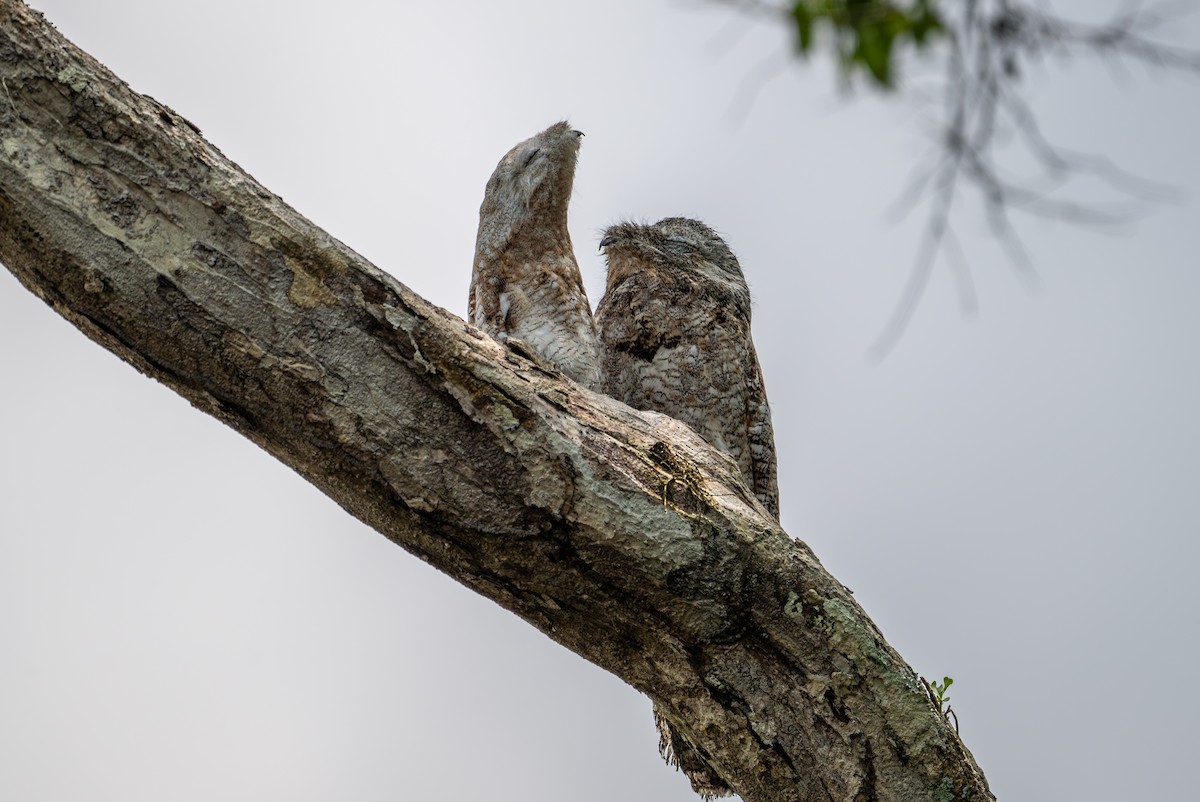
[0,3,991,800]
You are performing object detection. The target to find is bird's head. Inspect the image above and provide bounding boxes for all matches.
[600,217,749,305]
[482,120,583,217]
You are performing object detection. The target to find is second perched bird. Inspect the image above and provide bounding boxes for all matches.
[596,217,779,799]
[596,217,778,517]
[468,121,602,389]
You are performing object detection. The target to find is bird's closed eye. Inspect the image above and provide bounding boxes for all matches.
[662,236,698,255]
[520,148,541,168]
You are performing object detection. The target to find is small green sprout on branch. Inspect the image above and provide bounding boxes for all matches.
[921,675,959,733]
[928,675,952,711]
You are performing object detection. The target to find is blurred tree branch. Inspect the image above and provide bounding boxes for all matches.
[710,0,1199,355]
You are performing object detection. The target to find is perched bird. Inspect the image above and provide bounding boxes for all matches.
[596,217,778,517]
[468,121,602,389]
[596,217,780,799]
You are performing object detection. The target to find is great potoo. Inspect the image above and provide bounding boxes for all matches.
[596,217,781,798]
[468,121,602,389]
[597,217,778,517]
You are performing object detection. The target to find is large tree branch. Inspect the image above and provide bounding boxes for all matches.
[0,3,990,800]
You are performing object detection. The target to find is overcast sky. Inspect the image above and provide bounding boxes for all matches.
[2,1,1198,800]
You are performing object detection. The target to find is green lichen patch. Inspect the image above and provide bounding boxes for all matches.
[491,401,520,431]
[56,66,89,93]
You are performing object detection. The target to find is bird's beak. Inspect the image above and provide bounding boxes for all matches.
[599,235,619,250]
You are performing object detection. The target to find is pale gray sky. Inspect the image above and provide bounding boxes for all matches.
[2,1,1198,800]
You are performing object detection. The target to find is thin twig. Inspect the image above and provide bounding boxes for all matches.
[706,0,1199,355]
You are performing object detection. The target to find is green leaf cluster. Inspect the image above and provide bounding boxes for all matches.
[789,0,944,87]
[929,675,953,712]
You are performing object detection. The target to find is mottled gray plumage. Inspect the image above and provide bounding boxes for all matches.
[597,217,778,517]
[596,218,779,800]
[468,121,602,388]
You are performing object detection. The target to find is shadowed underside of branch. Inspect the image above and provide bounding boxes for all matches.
[0,2,990,800]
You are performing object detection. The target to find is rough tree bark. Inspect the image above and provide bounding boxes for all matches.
[0,3,990,800]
